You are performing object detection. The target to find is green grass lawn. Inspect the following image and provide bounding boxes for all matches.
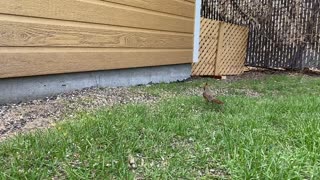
[1,74,320,179]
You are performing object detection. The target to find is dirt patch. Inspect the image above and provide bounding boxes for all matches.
[0,87,158,142]
[217,67,320,82]
[184,87,261,98]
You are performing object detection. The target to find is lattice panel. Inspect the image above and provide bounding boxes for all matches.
[215,23,249,76]
[192,18,220,76]
[192,18,249,77]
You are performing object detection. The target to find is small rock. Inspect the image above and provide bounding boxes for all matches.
[128,154,137,170]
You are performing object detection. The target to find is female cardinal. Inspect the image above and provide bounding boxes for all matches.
[203,83,224,105]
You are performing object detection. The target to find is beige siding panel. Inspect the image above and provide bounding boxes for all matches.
[0,48,192,78]
[0,0,193,33]
[101,0,194,18]
[0,19,192,48]
[0,0,194,78]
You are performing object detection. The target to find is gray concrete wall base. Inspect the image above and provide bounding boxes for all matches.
[0,64,191,105]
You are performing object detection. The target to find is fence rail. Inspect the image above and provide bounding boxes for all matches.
[201,0,320,70]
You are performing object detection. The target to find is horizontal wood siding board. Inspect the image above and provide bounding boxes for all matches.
[0,49,192,78]
[0,20,192,48]
[0,0,194,33]
[100,0,194,18]
[184,0,195,3]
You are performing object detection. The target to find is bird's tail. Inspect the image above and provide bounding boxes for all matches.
[212,98,224,105]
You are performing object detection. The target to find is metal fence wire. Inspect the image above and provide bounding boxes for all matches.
[201,0,320,70]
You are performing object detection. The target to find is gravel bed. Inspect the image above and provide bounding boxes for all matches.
[0,87,158,141]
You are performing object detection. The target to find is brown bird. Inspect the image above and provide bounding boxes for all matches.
[203,83,224,105]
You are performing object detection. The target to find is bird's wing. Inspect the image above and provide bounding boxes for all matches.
[205,93,215,101]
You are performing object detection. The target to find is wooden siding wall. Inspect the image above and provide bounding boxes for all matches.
[0,0,195,78]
